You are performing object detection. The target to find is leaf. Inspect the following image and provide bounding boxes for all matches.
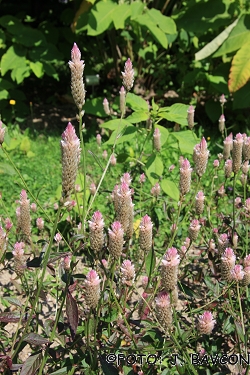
[100,119,131,130]
[235,321,245,343]
[20,353,43,375]
[11,66,30,84]
[159,103,189,126]
[195,18,239,61]
[213,14,250,57]
[147,8,176,34]
[126,110,149,123]
[84,97,106,117]
[233,81,250,109]
[66,291,79,339]
[171,130,198,154]
[50,368,69,375]
[30,62,44,78]
[3,297,22,308]
[228,42,250,92]
[87,1,116,36]
[161,179,179,201]
[24,333,49,346]
[126,92,149,111]
[112,4,131,29]
[145,247,156,278]
[0,312,22,323]
[0,89,9,99]
[0,162,16,175]
[145,154,163,185]
[20,137,31,153]
[1,45,26,75]
[104,125,137,145]
[135,14,168,49]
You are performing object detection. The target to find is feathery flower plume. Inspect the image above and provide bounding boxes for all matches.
[36,218,44,231]
[68,43,85,110]
[151,182,161,197]
[243,136,250,160]
[193,137,209,177]
[0,121,6,145]
[122,58,134,92]
[221,248,236,281]
[12,242,26,276]
[161,247,180,292]
[218,233,229,255]
[197,311,216,335]
[232,133,243,173]
[121,172,132,186]
[119,86,126,114]
[242,266,250,286]
[195,191,205,215]
[120,259,135,286]
[139,215,153,252]
[179,158,192,196]
[0,226,7,260]
[213,159,219,167]
[84,270,101,308]
[108,221,124,260]
[110,153,117,166]
[187,105,195,130]
[88,211,105,253]
[224,159,232,178]
[242,160,249,174]
[96,134,102,146]
[19,190,31,238]
[61,122,81,197]
[153,128,161,152]
[223,133,233,159]
[30,203,37,212]
[231,264,244,282]
[62,255,71,271]
[155,292,172,332]
[4,218,12,231]
[116,183,133,234]
[139,173,146,184]
[188,219,201,241]
[218,114,225,134]
[103,98,110,115]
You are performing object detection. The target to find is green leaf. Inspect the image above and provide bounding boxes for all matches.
[195,18,239,61]
[161,179,179,201]
[20,353,43,375]
[88,1,116,36]
[11,65,30,84]
[135,14,168,49]
[50,368,69,375]
[145,154,163,185]
[171,130,198,154]
[13,27,46,47]
[235,321,245,343]
[126,92,149,111]
[112,4,131,29]
[100,119,131,130]
[126,111,149,123]
[84,97,106,117]
[155,125,169,147]
[213,14,250,57]
[20,137,31,153]
[233,81,250,109]
[159,103,190,126]
[24,333,49,346]
[145,247,156,278]
[0,162,16,175]
[1,45,26,75]
[3,297,22,308]
[130,2,144,19]
[30,61,44,78]
[0,89,9,100]
[147,8,176,34]
[66,291,79,340]
[105,125,137,145]
[228,42,250,93]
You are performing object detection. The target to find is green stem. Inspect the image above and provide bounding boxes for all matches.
[78,114,87,233]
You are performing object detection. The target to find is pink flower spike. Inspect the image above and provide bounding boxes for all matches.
[220,94,227,105]
[12,242,25,257]
[197,311,216,335]
[121,259,135,286]
[5,218,12,231]
[71,43,81,63]
[162,247,180,267]
[231,264,244,282]
[121,58,134,91]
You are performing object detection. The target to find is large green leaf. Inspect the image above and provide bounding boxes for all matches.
[126,111,149,123]
[145,154,163,185]
[87,1,116,36]
[228,42,250,93]
[159,103,189,126]
[126,92,149,111]
[30,62,44,78]
[112,4,131,29]
[100,119,131,130]
[171,130,198,154]
[195,18,238,61]
[105,125,136,145]
[12,27,46,47]
[161,179,179,201]
[0,90,9,100]
[11,66,30,84]
[1,45,26,75]
[213,14,250,57]
[130,2,144,19]
[147,8,176,34]
[84,97,106,117]
[135,14,168,49]
[232,81,250,109]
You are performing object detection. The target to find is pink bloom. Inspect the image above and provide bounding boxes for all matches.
[213,159,219,167]
[36,217,44,231]
[12,242,25,257]
[96,134,102,146]
[220,94,227,105]
[121,58,134,91]
[110,154,117,166]
[54,233,62,243]
[231,265,245,281]
[84,270,101,308]
[197,311,216,335]
[139,173,146,183]
[62,255,71,271]
[151,182,161,197]
[155,291,171,308]
[121,173,132,185]
[68,43,85,110]
[120,260,135,286]
[102,150,108,159]
[30,203,37,212]
[187,105,195,129]
[103,98,110,115]
[89,183,96,195]
[4,218,12,231]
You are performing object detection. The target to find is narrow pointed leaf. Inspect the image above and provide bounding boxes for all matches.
[228,42,250,92]
[20,353,43,375]
[3,297,22,308]
[145,247,156,278]
[66,291,79,340]
[0,312,29,323]
[24,333,49,346]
